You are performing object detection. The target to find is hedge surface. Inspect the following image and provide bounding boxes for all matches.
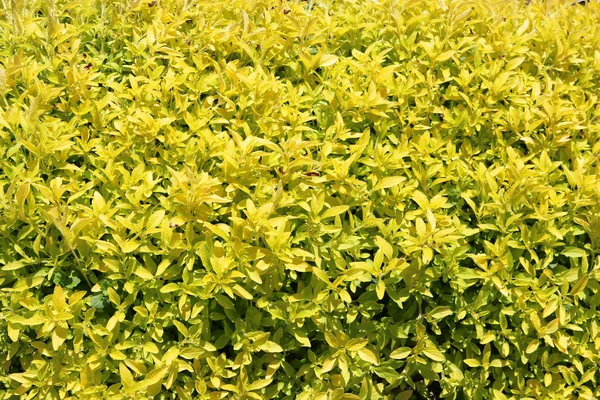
[1,0,600,399]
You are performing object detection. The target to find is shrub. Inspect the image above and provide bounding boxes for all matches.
[1,0,600,399]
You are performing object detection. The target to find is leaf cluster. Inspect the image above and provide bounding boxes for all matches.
[1,0,600,399]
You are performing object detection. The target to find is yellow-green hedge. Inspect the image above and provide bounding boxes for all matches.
[1,0,600,399]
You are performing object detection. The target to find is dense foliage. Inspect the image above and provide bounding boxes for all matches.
[1,0,600,399]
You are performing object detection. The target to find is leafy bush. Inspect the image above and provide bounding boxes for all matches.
[1,0,600,399]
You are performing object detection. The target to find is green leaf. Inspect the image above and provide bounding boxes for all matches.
[90,294,106,310]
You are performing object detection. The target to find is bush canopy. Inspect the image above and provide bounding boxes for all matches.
[1,0,600,399]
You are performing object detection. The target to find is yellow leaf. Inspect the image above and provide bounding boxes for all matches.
[52,286,67,311]
[143,342,160,354]
[162,346,180,363]
[312,268,330,284]
[505,56,526,71]
[373,176,406,191]
[390,347,412,359]
[247,378,273,391]
[436,50,455,62]
[160,283,180,293]
[544,373,552,387]
[543,298,559,318]
[516,19,530,36]
[428,306,452,321]
[319,54,339,67]
[68,291,87,306]
[16,181,30,204]
[107,287,121,305]
[2,261,25,271]
[357,348,379,365]
[232,284,253,300]
[412,191,429,209]
[143,366,167,387]
[134,267,154,280]
[7,324,19,342]
[415,218,427,237]
[321,357,336,373]
[261,341,283,353]
[321,205,349,219]
[376,280,385,300]
[121,239,140,254]
[325,332,339,348]
[422,346,445,362]
[52,329,66,351]
[109,349,127,360]
[179,347,206,359]
[562,247,586,258]
[156,260,170,276]
[286,261,312,272]
[345,339,368,351]
[422,246,433,264]
[554,332,570,353]
[492,389,509,400]
[464,358,480,367]
[426,208,436,230]
[8,373,30,384]
[119,363,135,389]
[375,236,393,259]
[22,315,47,326]
[571,275,589,296]
[526,339,539,354]
[146,210,165,229]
